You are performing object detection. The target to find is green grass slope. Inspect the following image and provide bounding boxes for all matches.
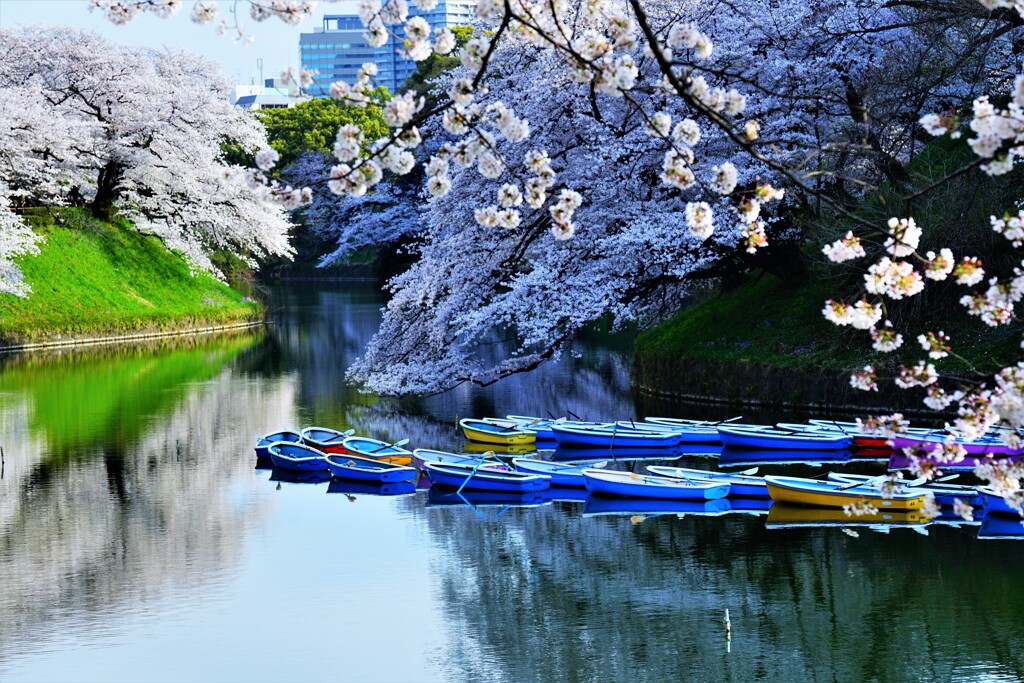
[0,209,261,342]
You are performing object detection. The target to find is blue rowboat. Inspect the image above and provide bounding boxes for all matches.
[718,425,853,451]
[341,437,413,466]
[718,446,852,467]
[511,458,604,487]
[552,423,681,448]
[424,461,551,492]
[326,479,417,496]
[827,472,982,507]
[413,448,506,470]
[978,512,1024,539]
[324,453,417,484]
[980,487,1024,516]
[255,429,302,458]
[551,445,681,460]
[646,465,769,498]
[300,426,353,454]
[425,487,552,508]
[619,420,722,444]
[583,495,731,516]
[268,442,329,472]
[582,469,730,500]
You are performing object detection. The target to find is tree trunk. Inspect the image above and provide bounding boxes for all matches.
[91,161,123,220]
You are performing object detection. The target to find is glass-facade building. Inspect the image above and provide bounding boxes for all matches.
[299,2,475,96]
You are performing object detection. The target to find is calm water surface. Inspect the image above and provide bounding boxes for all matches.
[1,284,1022,683]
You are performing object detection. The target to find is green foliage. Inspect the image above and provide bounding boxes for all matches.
[401,26,474,104]
[0,333,260,457]
[256,91,391,167]
[0,208,261,341]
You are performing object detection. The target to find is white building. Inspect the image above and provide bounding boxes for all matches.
[232,79,312,111]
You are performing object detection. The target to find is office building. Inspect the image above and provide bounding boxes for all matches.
[299,2,475,95]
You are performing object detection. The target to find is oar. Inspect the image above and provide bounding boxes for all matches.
[323,429,356,443]
[836,474,890,491]
[693,415,743,427]
[370,438,410,453]
[456,456,492,495]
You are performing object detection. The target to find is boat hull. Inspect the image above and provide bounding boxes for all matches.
[646,466,769,498]
[425,462,550,492]
[341,437,414,466]
[324,454,417,484]
[582,470,730,500]
[719,426,852,451]
[511,458,593,487]
[268,442,329,472]
[765,476,928,510]
[552,424,680,448]
[892,435,1024,457]
[255,430,302,458]
[460,418,537,445]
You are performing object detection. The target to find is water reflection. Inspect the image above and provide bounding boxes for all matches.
[2,284,1024,683]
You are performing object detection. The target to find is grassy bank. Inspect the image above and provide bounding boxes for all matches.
[0,209,261,343]
[633,273,1022,408]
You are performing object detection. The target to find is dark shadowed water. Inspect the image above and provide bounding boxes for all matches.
[1,283,1022,683]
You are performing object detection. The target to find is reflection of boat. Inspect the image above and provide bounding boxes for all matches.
[765,504,931,528]
[547,485,590,503]
[827,472,982,507]
[462,441,537,456]
[425,487,552,508]
[646,465,768,498]
[300,427,352,454]
[324,454,417,484]
[255,429,302,458]
[582,469,730,500]
[727,497,774,515]
[341,437,413,466]
[718,446,852,467]
[511,458,598,486]
[269,467,332,484]
[676,443,725,458]
[424,461,551,492]
[326,479,416,496]
[552,423,681,448]
[765,476,930,510]
[851,448,893,460]
[268,442,329,472]
[551,445,681,461]
[978,512,1024,539]
[718,426,852,451]
[460,418,536,445]
[582,495,731,517]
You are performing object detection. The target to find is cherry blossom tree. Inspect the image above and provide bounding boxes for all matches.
[73,0,1024,510]
[0,26,299,277]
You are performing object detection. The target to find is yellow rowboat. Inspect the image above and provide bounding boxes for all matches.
[460,418,537,445]
[766,504,932,528]
[764,475,931,511]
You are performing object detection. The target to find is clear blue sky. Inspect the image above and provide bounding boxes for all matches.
[0,0,355,86]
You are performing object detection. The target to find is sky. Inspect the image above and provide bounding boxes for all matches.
[0,0,357,86]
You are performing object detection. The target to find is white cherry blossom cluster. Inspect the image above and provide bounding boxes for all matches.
[822,230,865,263]
[821,298,882,329]
[549,189,583,240]
[327,63,378,107]
[856,413,909,438]
[894,361,938,389]
[849,366,877,392]
[685,201,714,240]
[870,321,902,352]
[917,331,951,359]
[992,210,1024,247]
